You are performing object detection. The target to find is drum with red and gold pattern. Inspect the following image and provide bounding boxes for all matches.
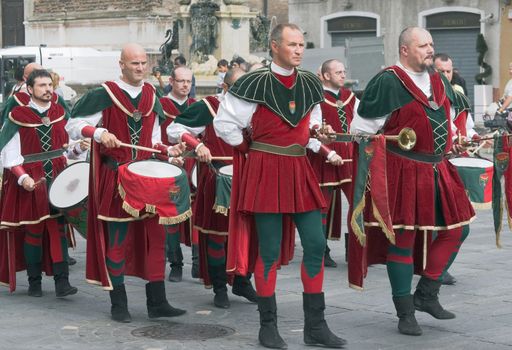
[117,160,192,224]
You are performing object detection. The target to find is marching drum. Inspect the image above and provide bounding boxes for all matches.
[213,165,233,216]
[49,162,89,238]
[117,160,192,224]
[449,157,493,209]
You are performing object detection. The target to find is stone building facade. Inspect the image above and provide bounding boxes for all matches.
[289,0,511,108]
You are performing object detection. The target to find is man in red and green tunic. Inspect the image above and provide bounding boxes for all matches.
[159,66,198,283]
[349,27,475,336]
[66,43,186,323]
[167,67,257,309]
[0,69,78,297]
[214,24,345,349]
[308,59,357,267]
[1,63,70,127]
[434,53,480,286]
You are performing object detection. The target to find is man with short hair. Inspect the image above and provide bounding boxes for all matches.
[67,43,186,323]
[159,66,198,283]
[214,23,345,349]
[0,69,78,297]
[161,55,196,98]
[309,59,357,267]
[1,63,69,126]
[350,27,474,336]
[167,68,257,309]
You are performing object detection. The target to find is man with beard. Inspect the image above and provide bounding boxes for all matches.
[349,27,474,336]
[0,69,78,297]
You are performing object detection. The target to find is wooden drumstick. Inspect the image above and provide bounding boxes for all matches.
[325,159,353,164]
[33,177,47,188]
[119,142,164,154]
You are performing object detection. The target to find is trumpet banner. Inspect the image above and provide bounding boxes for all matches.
[350,135,395,246]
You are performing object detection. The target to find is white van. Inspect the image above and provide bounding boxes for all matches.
[0,46,120,103]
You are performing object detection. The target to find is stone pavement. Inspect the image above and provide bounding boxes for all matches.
[1,205,512,350]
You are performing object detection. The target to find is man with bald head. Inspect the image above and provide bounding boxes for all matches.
[308,59,357,268]
[167,67,258,309]
[159,65,198,283]
[66,43,186,323]
[350,27,474,336]
[1,62,69,126]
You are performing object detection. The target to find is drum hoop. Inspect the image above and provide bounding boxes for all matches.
[126,159,183,179]
[48,161,89,210]
[449,157,493,168]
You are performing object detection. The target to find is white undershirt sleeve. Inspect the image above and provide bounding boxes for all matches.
[214,92,256,146]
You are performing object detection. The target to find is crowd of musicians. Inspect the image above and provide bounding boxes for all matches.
[0,23,502,349]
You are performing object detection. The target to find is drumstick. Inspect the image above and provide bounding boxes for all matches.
[119,142,163,154]
[325,159,353,164]
[33,177,47,188]
[467,141,487,157]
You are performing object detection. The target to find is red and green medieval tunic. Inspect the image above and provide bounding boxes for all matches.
[0,101,68,289]
[68,80,170,288]
[348,65,475,289]
[213,64,326,275]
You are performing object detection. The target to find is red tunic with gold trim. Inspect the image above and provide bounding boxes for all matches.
[95,82,157,220]
[159,96,195,143]
[348,66,475,289]
[191,96,233,234]
[159,96,197,245]
[307,88,355,187]
[0,104,68,226]
[237,72,325,213]
[72,81,166,288]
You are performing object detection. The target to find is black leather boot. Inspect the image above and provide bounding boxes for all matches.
[232,273,257,303]
[27,263,42,297]
[109,284,132,323]
[392,295,422,336]
[146,281,186,318]
[208,265,230,308]
[303,292,346,348]
[258,295,287,349]
[414,276,455,319]
[441,271,457,285]
[53,261,77,297]
[324,245,337,268]
[168,245,184,282]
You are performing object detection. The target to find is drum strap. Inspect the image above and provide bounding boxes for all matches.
[250,142,306,157]
[23,149,65,164]
[387,144,443,164]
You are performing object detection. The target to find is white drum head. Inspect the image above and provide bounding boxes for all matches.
[191,165,198,188]
[128,160,182,178]
[449,157,493,168]
[49,162,89,209]
[219,165,233,177]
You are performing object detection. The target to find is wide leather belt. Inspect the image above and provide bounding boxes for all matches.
[387,144,443,164]
[250,142,306,157]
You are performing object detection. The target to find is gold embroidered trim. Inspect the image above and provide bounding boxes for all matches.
[363,215,476,231]
[9,112,66,128]
[202,98,218,118]
[212,205,229,216]
[159,208,192,225]
[323,92,354,108]
[319,179,352,187]
[1,213,62,227]
[102,83,156,119]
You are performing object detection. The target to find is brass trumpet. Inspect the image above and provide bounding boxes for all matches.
[323,128,417,151]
